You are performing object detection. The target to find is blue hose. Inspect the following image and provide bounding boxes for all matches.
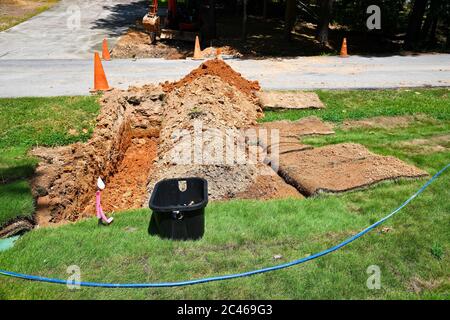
[1,163,448,288]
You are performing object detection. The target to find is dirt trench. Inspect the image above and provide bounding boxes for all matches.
[27,59,295,227]
[21,59,428,232]
[31,85,164,224]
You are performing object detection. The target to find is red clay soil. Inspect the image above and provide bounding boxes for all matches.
[162,59,260,99]
[30,86,163,223]
[83,137,157,215]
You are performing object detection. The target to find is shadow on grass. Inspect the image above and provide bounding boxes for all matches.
[0,164,36,184]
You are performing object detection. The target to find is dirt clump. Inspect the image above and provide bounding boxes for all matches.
[265,139,312,156]
[257,91,325,109]
[162,59,261,101]
[277,143,428,196]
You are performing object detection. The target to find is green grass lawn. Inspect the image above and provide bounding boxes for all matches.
[262,88,450,123]
[0,0,59,32]
[0,88,449,299]
[0,96,99,227]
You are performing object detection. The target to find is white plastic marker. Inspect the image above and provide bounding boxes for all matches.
[96,177,114,225]
[97,177,106,190]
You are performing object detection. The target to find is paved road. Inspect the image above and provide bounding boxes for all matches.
[0,55,449,97]
[0,0,147,59]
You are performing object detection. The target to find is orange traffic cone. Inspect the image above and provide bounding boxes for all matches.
[340,38,349,58]
[93,52,110,92]
[216,47,222,60]
[102,38,111,61]
[193,36,203,60]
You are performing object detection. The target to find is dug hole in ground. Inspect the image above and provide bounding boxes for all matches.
[0,59,428,237]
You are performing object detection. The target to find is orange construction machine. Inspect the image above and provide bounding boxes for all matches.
[142,0,203,44]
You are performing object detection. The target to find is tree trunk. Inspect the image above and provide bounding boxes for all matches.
[284,0,296,40]
[315,0,333,45]
[242,0,248,40]
[405,0,429,49]
[209,0,216,39]
[447,11,450,48]
[428,17,438,45]
[263,0,268,20]
[420,0,440,44]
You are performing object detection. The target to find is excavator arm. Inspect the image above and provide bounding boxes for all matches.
[143,0,161,44]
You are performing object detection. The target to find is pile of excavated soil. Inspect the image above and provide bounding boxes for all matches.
[277,143,428,196]
[23,59,431,232]
[110,29,242,60]
[257,91,325,109]
[28,60,299,227]
[162,59,261,101]
[30,85,164,223]
[158,74,262,159]
[150,74,265,200]
[111,29,192,60]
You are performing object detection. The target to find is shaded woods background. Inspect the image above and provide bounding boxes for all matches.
[185,0,450,56]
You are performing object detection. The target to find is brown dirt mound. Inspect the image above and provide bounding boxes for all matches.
[161,59,261,100]
[277,143,428,196]
[28,68,288,226]
[150,74,264,200]
[111,29,192,60]
[111,29,242,60]
[148,72,302,201]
